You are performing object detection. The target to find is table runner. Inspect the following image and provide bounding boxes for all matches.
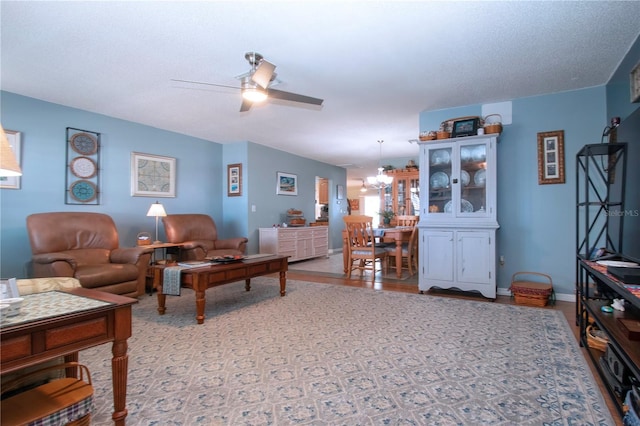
[162,266,184,296]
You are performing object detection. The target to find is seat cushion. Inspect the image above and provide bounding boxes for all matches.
[74,264,139,288]
[352,247,387,256]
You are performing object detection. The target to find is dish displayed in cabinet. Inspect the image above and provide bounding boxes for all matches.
[461,147,472,162]
[474,169,486,186]
[444,199,474,213]
[471,145,486,162]
[430,171,449,189]
[431,149,451,166]
[461,170,470,186]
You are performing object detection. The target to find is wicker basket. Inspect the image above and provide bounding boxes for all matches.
[483,114,503,134]
[509,271,554,307]
[586,324,609,351]
[419,134,436,141]
[137,232,152,246]
[1,362,93,426]
[436,131,451,140]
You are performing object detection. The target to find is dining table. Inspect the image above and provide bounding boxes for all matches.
[342,226,414,278]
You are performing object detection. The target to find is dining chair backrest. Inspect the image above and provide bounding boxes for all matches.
[396,215,419,227]
[343,215,387,280]
[343,215,375,250]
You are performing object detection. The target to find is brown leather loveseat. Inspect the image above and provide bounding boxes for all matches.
[26,212,152,297]
[162,214,248,261]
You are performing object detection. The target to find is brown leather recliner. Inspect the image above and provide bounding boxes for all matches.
[162,214,248,261]
[26,212,152,297]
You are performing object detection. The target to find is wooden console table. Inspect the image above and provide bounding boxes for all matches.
[0,288,136,425]
[153,254,288,324]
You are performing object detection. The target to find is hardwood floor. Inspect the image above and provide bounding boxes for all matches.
[287,268,623,425]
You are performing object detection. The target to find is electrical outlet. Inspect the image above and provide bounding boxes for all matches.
[499,255,505,266]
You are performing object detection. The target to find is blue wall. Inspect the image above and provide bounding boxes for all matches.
[0,92,346,278]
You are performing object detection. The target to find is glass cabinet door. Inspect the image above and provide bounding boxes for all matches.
[409,177,420,215]
[425,140,490,218]
[396,177,406,215]
[459,143,487,215]
[427,147,453,215]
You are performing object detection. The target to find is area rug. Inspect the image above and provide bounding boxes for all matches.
[82,278,613,425]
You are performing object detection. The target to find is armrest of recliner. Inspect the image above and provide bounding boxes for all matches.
[32,252,77,268]
[31,253,77,276]
[110,246,153,265]
[178,240,208,250]
[214,237,249,251]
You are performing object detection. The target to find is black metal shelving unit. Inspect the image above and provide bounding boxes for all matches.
[575,143,627,322]
[575,142,639,419]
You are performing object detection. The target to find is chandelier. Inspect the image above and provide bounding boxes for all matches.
[367,140,393,189]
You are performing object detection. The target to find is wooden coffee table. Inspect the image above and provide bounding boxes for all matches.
[152,254,288,324]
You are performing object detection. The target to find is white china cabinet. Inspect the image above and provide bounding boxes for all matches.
[418,135,499,298]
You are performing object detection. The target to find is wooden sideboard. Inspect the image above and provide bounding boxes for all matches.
[259,226,328,262]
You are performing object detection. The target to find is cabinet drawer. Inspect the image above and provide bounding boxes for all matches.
[278,240,296,251]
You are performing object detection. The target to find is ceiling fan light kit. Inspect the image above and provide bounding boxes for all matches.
[173,51,323,112]
[241,77,268,103]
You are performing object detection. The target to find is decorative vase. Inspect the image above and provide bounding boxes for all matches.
[383,218,391,226]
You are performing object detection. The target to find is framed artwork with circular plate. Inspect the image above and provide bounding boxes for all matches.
[69,180,98,203]
[66,128,100,204]
[70,156,97,178]
[69,132,98,155]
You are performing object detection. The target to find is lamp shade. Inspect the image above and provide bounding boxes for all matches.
[0,124,22,177]
[146,202,167,217]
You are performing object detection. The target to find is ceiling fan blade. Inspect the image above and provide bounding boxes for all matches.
[267,88,324,106]
[251,60,276,89]
[239,98,253,112]
[170,78,239,90]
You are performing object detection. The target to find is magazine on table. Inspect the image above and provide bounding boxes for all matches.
[177,260,211,268]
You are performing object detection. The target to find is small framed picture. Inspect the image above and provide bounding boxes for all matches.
[631,60,640,103]
[337,184,345,200]
[537,130,565,185]
[276,172,298,196]
[227,163,242,197]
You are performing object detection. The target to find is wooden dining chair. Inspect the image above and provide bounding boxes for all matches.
[395,215,419,227]
[385,225,419,277]
[343,215,388,281]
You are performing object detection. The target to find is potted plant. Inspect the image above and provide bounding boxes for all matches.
[379,210,395,226]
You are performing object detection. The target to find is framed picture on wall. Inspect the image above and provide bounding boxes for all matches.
[631,60,640,103]
[276,171,297,196]
[537,130,565,185]
[0,129,21,189]
[336,184,345,200]
[227,163,242,196]
[131,152,176,197]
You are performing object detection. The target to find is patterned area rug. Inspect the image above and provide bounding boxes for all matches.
[83,278,613,425]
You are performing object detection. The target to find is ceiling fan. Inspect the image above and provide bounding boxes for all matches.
[171,52,324,112]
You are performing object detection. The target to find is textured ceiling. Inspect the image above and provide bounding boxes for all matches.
[2,1,639,186]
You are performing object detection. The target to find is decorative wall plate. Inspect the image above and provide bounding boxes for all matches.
[70,132,98,155]
[70,156,97,178]
[69,180,97,202]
